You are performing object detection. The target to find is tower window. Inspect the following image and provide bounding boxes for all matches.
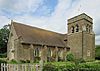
[89,26,91,33]
[86,24,89,32]
[76,24,79,32]
[71,26,74,33]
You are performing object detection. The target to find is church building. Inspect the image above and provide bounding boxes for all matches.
[7,13,95,62]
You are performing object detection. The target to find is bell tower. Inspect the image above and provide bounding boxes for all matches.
[67,13,95,60]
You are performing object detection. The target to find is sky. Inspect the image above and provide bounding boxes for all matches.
[0,0,100,45]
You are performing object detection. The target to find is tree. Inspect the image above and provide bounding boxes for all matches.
[95,45,100,60]
[0,25,10,53]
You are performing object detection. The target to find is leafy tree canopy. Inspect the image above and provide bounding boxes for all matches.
[0,25,10,49]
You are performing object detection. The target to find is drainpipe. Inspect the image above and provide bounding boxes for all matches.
[82,31,84,59]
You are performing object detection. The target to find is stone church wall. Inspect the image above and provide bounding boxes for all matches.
[67,32,83,59]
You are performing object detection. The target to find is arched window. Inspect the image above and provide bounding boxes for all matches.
[34,48,39,57]
[89,26,91,33]
[47,48,51,57]
[71,26,74,33]
[58,49,62,58]
[76,24,79,32]
[87,50,90,56]
[86,24,89,32]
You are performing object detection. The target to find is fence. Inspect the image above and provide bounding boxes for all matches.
[1,63,42,71]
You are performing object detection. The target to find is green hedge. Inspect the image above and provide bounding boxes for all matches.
[43,63,58,71]
[43,64,100,71]
[79,62,100,68]
[0,59,7,64]
[43,61,100,71]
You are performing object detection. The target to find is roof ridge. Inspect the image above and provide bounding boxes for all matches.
[12,21,64,35]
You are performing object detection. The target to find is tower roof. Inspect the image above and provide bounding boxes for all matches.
[68,13,93,24]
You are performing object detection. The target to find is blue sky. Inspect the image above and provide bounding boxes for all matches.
[0,0,100,45]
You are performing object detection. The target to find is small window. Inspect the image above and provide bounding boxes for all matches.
[64,39,67,41]
[71,26,74,33]
[76,24,79,32]
[34,48,39,57]
[67,48,70,51]
[47,48,51,57]
[87,50,90,56]
[11,33,13,37]
[86,24,89,32]
[89,26,91,33]
[58,49,62,58]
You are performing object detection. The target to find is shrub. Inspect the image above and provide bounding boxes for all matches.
[65,62,75,68]
[34,57,40,63]
[79,62,100,69]
[43,61,100,71]
[9,59,18,64]
[74,58,85,66]
[20,60,26,63]
[26,60,30,63]
[66,52,74,61]
[0,59,7,64]
[78,58,85,63]
[43,63,58,71]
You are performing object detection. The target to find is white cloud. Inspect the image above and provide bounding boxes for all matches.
[67,0,100,45]
[95,35,100,45]
[0,0,44,15]
[14,15,48,28]
[12,0,75,33]
[0,0,77,33]
[0,15,10,28]
[68,0,100,26]
[36,0,77,33]
[0,0,100,44]
[13,0,43,13]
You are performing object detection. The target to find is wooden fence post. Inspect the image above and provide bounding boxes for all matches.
[7,64,9,71]
[1,63,3,71]
[4,63,6,71]
[1,63,41,71]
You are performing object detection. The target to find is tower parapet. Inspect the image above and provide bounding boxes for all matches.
[68,13,93,24]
